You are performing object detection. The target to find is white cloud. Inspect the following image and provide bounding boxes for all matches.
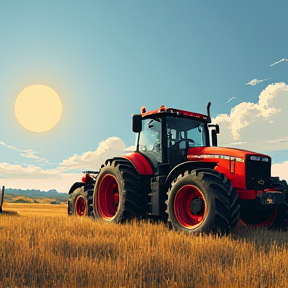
[270,58,288,67]
[0,141,51,164]
[225,97,236,104]
[0,136,129,192]
[58,137,126,171]
[245,78,271,86]
[125,145,136,153]
[0,162,54,179]
[0,162,78,192]
[271,161,288,182]
[226,141,248,146]
[265,138,288,144]
[213,82,288,153]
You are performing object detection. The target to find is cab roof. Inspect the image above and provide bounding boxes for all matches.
[140,105,210,122]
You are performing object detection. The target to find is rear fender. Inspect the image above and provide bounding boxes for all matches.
[68,182,85,195]
[122,153,154,175]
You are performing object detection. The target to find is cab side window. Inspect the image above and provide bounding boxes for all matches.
[139,118,162,163]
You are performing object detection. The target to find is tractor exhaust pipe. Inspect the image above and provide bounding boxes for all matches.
[207,102,211,123]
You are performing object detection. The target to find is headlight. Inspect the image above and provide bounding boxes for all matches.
[261,157,269,162]
[250,156,261,161]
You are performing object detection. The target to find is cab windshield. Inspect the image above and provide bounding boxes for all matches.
[166,115,208,149]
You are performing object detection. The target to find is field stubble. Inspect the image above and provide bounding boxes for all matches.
[1,203,288,288]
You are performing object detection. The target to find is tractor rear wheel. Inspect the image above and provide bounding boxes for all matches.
[166,168,240,234]
[240,177,288,230]
[68,184,94,217]
[93,158,146,222]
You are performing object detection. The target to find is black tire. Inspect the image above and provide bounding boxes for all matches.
[240,177,288,230]
[166,168,240,234]
[270,177,288,199]
[86,184,94,217]
[68,185,94,217]
[93,158,146,223]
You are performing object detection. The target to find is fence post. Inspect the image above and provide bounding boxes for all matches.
[0,186,4,213]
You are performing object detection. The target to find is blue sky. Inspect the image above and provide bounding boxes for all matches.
[0,1,287,192]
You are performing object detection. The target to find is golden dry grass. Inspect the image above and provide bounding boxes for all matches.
[2,202,67,216]
[1,203,288,288]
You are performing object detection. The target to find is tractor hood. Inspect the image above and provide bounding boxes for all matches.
[187,146,272,190]
[187,146,271,162]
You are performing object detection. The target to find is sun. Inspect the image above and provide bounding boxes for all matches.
[15,84,62,132]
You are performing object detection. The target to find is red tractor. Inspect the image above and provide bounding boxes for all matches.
[68,103,288,234]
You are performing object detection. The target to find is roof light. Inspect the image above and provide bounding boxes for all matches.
[141,106,146,114]
[159,105,166,112]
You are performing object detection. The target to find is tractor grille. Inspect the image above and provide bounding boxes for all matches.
[245,155,271,190]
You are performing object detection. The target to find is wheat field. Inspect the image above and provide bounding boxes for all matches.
[1,203,288,288]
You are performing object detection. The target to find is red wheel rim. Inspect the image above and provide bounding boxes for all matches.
[75,195,87,216]
[241,207,277,228]
[174,185,207,229]
[97,174,119,220]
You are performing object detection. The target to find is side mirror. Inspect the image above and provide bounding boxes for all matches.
[208,124,220,134]
[208,124,219,146]
[132,114,142,133]
[211,130,218,146]
[215,124,220,134]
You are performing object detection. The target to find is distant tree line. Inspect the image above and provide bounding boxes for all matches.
[4,188,68,202]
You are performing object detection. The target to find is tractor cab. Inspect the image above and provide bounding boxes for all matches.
[133,103,219,169]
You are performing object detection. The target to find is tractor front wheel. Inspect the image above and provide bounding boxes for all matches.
[240,177,288,230]
[240,205,287,229]
[68,185,94,217]
[166,168,240,235]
